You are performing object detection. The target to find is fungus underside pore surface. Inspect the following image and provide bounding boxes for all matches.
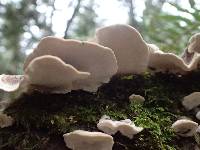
[1,71,200,150]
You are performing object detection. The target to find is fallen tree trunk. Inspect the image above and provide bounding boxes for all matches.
[1,71,200,150]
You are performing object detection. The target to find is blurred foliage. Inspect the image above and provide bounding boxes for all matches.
[0,0,54,74]
[68,0,101,40]
[141,0,200,54]
[118,0,141,31]
[0,0,200,74]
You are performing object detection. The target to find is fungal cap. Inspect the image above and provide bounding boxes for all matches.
[182,92,200,110]
[129,94,145,104]
[171,119,198,137]
[24,55,90,92]
[63,130,114,150]
[148,52,189,73]
[95,24,149,74]
[97,116,143,139]
[24,37,118,92]
[188,33,200,53]
[196,111,200,120]
[0,74,24,92]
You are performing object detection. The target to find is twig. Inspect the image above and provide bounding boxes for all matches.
[64,0,82,39]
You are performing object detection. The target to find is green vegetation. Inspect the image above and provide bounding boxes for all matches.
[1,71,200,149]
[142,0,200,54]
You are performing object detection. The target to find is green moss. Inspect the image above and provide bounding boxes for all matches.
[1,71,200,149]
[130,102,175,149]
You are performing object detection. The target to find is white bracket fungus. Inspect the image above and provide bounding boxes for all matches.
[181,33,200,65]
[147,39,200,74]
[188,33,200,53]
[24,55,90,93]
[95,26,200,75]
[0,74,24,92]
[171,119,198,137]
[95,24,149,74]
[0,114,14,128]
[195,145,200,150]
[182,92,200,110]
[63,130,114,150]
[24,37,117,92]
[196,125,200,133]
[147,44,190,74]
[181,47,195,65]
[97,115,143,139]
[196,111,200,120]
[129,94,145,104]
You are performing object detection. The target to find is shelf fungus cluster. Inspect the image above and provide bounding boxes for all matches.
[1,38,118,94]
[182,92,200,120]
[1,24,200,148]
[63,116,143,150]
[1,24,200,94]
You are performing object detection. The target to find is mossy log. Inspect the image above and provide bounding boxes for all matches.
[1,71,200,150]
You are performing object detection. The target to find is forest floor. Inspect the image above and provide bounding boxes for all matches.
[1,71,200,150]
